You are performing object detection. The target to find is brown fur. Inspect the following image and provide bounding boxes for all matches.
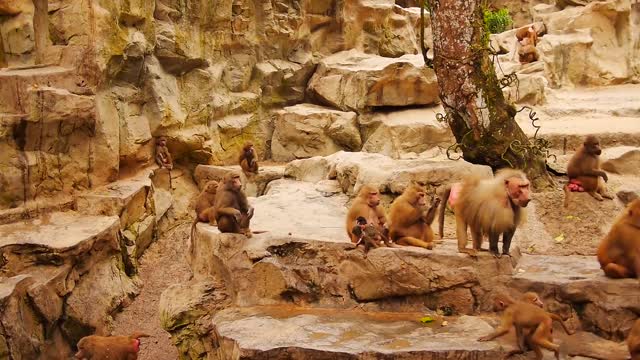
[439,169,531,257]
[515,25,538,46]
[564,135,613,207]
[479,292,573,360]
[155,137,173,170]
[75,332,150,360]
[345,185,388,243]
[214,171,253,237]
[389,183,440,249]
[239,143,259,175]
[628,319,640,360]
[515,25,539,64]
[518,44,538,63]
[190,180,219,257]
[597,199,640,279]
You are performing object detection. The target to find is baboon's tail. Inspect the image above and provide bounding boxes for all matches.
[438,186,452,239]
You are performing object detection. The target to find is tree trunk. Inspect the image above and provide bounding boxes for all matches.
[428,0,552,188]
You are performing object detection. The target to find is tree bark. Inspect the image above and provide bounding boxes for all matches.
[428,0,552,188]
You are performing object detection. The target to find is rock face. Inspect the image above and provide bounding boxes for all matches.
[194,164,285,197]
[284,151,493,195]
[212,307,505,359]
[538,0,635,87]
[359,108,453,158]
[601,146,640,175]
[0,168,169,359]
[307,50,439,112]
[271,104,361,162]
[0,212,139,359]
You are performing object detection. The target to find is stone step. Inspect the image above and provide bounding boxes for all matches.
[517,114,640,150]
[0,211,139,359]
[210,306,627,360]
[284,151,492,195]
[0,211,119,274]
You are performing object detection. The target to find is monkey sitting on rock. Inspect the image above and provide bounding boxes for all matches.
[351,216,394,256]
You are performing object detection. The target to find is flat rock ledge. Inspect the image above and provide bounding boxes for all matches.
[212,306,503,359]
[0,212,140,359]
[210,306,628,360]
[191,225,520,313]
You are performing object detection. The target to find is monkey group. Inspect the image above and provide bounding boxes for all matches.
[515,24,540,64]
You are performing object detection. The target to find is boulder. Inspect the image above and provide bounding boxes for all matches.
[254,59,316,105]
[26,87,95,124]
[285,151,493,195]
[0,212,140,358]
[307,50,439,112]
[601,146,640,175]
[194,164,285,197]
[249,180,350,241]
[159,279,232,359]
[359,107,453,158]
[538,0,634,87]
[154,23,209,76]
[143,56,187,132]
[271,104,361,162]
[211,307,505,359]
[510,254,640,340]
[213,112,273,165]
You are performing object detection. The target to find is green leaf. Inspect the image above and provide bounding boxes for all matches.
[420,316,435,323]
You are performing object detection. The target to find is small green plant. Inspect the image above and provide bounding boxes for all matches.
[483,8,513,34]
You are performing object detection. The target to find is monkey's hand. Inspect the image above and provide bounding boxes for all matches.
[600,171,608,182]
[230,209,242,222]
[477,335,492,342]
[431,196,441,208]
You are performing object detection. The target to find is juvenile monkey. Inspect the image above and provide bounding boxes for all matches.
[496,292,574,359]
[628,319,640,360]
[155,136,173,170]
[389,183,441,249]
[439,169,531,257]
[564,135,613,207]
[479,292,573,360]
[75,332,150,360]
[346,185,388,243]
[239,142,259,175]
[597,198,640,279]
[351,216,393,256]
[214,171,254,237]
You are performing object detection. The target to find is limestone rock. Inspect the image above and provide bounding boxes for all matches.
[616,187,639,205]
[213,113,273,165]
[539,1,634,87]
[27,86,95,124]
[65,258,140,336]
[155,23,209,76]
[211,307,504,358]
[359,108,453,158]
[510,254,640,339]
[601,146,640,175]
[556,0,601,9]
[190,224,518,312]
[285,151,492,195]
[194,164,285,197]
[307,50,439,112]
[271,104,361,162]
[254,59,316,105]
[250,180,350,241]
[502,72,548,105]
[143,56,187,132]
[222,54,255,92]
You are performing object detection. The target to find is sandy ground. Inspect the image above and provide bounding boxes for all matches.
[110,221,191,360]
[110,168,197,360]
